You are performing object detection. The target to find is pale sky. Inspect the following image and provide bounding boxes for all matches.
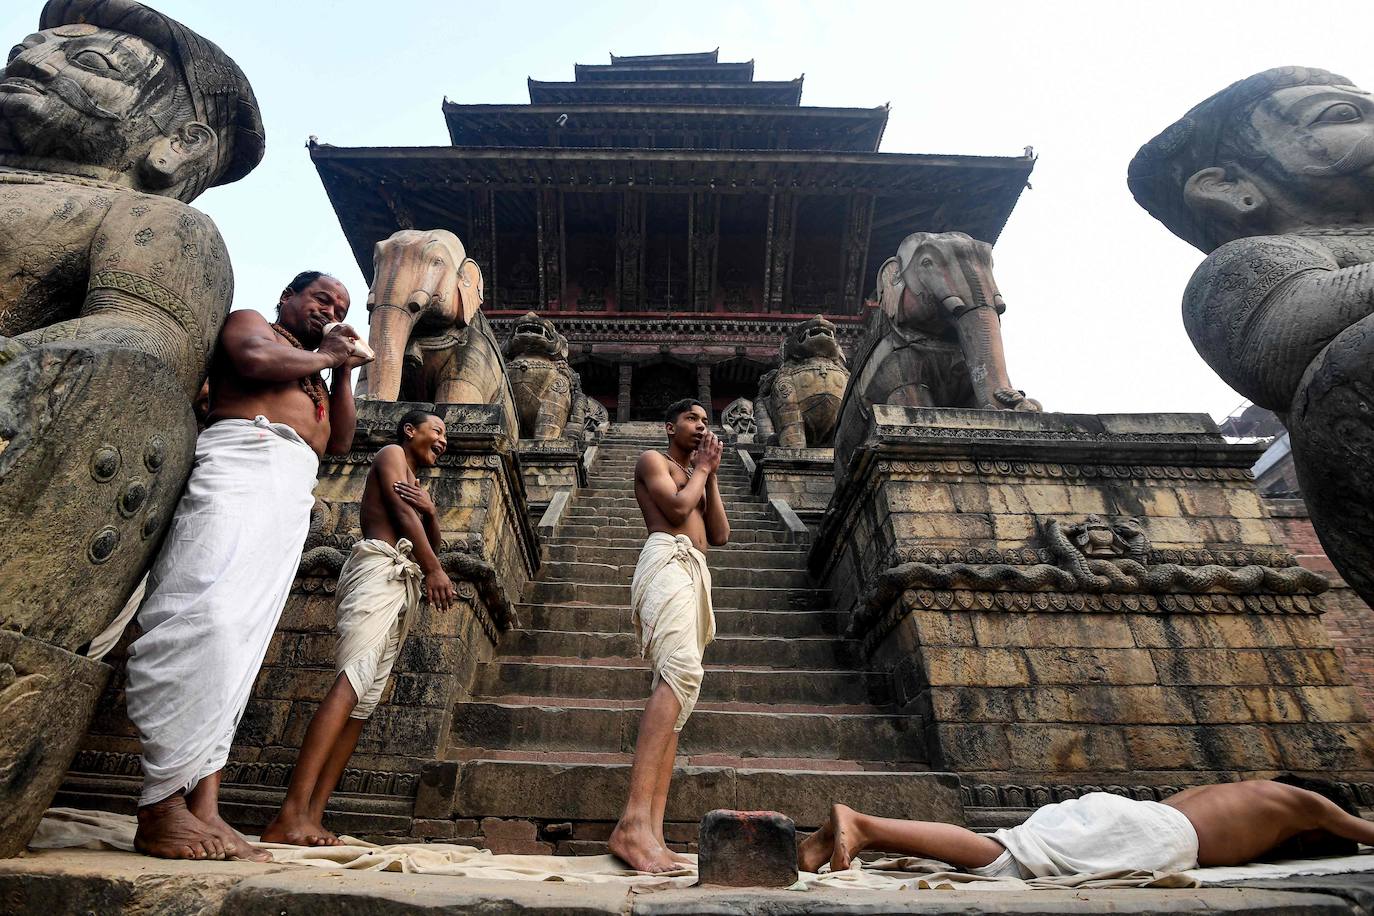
[6,0,1372,419]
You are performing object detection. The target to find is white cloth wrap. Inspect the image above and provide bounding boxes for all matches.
[630,532,714,731]
[125,416,318,806]
[335,538,422,719]
[975,793,1199,878]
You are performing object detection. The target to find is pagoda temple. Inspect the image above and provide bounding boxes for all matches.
[311,50,1034,421]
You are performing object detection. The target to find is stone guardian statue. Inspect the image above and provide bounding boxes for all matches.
[753,316,849,448]
[0,0,263,856]
[1129,67,1374,606]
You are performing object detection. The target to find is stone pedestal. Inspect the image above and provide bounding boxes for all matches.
[752,447,835,528]
[61,402,539,827]
[812,406,1374,805]
[697,810,797,887]
[516,438,587,516]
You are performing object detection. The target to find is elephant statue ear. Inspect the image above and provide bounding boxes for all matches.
[876,257,903,321]
[456,258,484,326]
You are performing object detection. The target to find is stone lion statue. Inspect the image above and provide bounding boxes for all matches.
[833,231,1039,475]
[504,312,587,440]
[1129,66,1374,605]
[753,316,850,448]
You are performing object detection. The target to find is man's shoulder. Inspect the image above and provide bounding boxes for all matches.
[222,308,273,333]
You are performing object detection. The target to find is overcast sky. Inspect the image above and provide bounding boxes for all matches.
[6,0,1371,419]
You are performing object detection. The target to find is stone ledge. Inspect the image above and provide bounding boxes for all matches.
[0,850,1367,915]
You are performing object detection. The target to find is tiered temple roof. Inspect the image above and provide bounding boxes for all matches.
[311,50,1033,420]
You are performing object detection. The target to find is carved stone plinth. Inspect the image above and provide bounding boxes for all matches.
[752,447,834,527]
[62,401,539,820]
[0,631,110,857]
[516,438,586,515]
[697,809,797,887]
[813,406,1374,791]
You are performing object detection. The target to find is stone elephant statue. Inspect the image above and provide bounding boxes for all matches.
[753,316,850,448]
[504,312,587,440]
[834,231,1039,475]
[358,229,518,434]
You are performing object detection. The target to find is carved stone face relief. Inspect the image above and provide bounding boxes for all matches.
[1247,85,1374,214]
[0,26,174,170]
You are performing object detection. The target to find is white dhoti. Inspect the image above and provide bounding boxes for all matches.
[334,538,422,719]
[125,416,318,806]
[972,793,1200,878]
[630,532,714,731]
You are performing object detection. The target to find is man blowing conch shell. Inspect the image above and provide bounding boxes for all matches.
[608,399,730,873]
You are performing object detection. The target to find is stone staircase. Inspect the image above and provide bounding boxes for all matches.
[450,423,946,855]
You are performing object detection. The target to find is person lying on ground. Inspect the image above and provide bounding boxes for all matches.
[261,409,455,846]
[798,779,1374,877]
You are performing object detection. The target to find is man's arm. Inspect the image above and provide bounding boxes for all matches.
[325,366,357,455]
[218,310,349,382]
[373,447,455,611]
[703,471,731,547]
[636,451,710,526]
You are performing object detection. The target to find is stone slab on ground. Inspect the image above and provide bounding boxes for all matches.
[2,849,1371,915]
[697,809,797,887]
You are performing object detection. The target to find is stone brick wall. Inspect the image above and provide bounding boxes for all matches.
[515,438,584,512]
[813,406,1374,787]
[1268,497,1374,716]
[754,447,835,523]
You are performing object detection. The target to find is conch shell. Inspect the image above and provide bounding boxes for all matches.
[323,322,375,361]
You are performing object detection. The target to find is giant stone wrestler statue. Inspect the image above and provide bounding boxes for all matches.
[0,0,263,855]
[1130,67,1374,607]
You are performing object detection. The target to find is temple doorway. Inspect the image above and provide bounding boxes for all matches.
[630,361,696,422]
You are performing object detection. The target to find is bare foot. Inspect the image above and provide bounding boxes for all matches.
[798,815,835,873]
[261,813,343,847]
[135,797,226,861]
[609,821,677,873]
[197,809,273,862]
[829,803,866,872]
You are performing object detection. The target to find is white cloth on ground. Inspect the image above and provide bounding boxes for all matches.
[335,538,422,719]
[125,416,318,806]
[975,792,1199,878]
[630,532,714,731]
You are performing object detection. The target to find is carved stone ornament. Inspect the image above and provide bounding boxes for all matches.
[503,311,590,440]
[721,397,757,438]
[583,397,609,437]
[1130,67,1374,606]
[753,315,849,448]
[833,232,1039,475]
[0,0,264,855]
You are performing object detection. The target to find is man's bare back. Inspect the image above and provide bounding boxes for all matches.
[634,404,730,553]
[207,274,362,456]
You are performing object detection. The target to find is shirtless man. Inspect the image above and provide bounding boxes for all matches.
[262,409,456,846]
[798,779,1374,876]
[608,398,730,873]
[126,271,368,861]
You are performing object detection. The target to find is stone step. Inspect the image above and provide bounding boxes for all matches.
[543,543,807,568]
[533,561,810,588]
[451,701,926,761]
[526,581,826,610]
[452,760,952,829]
[566,502,774,516]
[476,659,879,704]
[544,536,802,554]
[554,517,781,536]
[573,490,764,506]
[499,629,852,668]
[552,524,794,544]
[516,603,837,637]
[565,504,773,521]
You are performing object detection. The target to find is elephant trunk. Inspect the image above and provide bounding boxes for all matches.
[365,304,417,402]
[952,304,1019,410]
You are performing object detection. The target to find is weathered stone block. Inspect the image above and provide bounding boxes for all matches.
[697,810,797,887]
[1151,649,1271,686]
[1191,687,1304,724]
[415,761,458,818]
[921,647,1028,687]
[0,631,111,857]
[1023,648,1159,685]
[1006,724,1129,772]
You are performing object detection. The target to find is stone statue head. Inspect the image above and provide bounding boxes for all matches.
[507,311,570,362]
[1129,67,1374,252]
[781,315,846,368]
[0,0,264,201]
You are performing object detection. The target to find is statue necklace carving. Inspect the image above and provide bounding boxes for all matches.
[271,323,329,421]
